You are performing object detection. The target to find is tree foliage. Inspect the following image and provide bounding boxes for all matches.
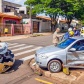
[25,0,84,28]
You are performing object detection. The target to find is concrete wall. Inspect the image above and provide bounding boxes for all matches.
[41,21,51,32]
[16,7,29,18]
[3,12,15,15]
[17,7,27,14]
[32,19,51,32]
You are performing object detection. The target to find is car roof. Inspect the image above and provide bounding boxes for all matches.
[70,36,84,40]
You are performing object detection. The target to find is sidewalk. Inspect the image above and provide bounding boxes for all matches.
[0,32,52,42]
[30,59,84,84]
[0,35,28,42]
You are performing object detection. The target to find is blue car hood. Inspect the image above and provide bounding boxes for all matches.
[36,45,62,54]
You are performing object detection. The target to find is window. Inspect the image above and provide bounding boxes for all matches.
[71,40,84,51]
[19,11,24,14]
[78,46,84,51]
[4,8,10,12]
[5,20,16,24]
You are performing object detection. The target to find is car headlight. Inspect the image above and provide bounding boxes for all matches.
[38,54,48,59]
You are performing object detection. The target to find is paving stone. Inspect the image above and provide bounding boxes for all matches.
[44,71,51,77]
[51,72,76,83]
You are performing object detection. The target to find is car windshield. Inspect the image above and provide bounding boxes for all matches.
[57,38,76,49]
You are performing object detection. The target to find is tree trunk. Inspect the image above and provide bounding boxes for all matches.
[51,23,55,32]
[67,19,72,28]
[50,15,57,32]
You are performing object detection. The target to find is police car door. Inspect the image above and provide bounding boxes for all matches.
[67,40,84,67]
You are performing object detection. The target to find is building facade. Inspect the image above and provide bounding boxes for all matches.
[35,16,68,32]
[0,12,22,36]
[0,0,29,20]
[0,13,22,24]
[0,0,21,13]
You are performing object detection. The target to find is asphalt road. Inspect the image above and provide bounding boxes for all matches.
[0,35,57,84]
[7,35,53,46]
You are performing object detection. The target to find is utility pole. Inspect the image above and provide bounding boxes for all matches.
[29,4,32,20]
[29,4,33,34]
[57,13,60,28]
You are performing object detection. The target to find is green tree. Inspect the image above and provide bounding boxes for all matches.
[25,0,84,30]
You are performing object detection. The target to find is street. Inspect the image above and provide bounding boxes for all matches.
[1,34,84,84]
[0,35,57,84]
[7,35,53,47]
[0,0,84,84]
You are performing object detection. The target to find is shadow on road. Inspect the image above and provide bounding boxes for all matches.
[40,67,48,71]
[5,59,23,73]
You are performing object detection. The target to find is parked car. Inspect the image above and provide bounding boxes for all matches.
[35,36,84,73]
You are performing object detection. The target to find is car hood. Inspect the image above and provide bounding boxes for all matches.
[36,45,63,55]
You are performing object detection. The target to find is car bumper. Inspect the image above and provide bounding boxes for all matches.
[35,55,48,68]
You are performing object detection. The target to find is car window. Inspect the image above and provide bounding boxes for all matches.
[78,46,84,51]
[71,40,84,51]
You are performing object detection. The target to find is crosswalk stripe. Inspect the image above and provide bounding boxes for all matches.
[20,54,35,61]
[8,43,18,46]
[7,42,43,61]
[15,47,42,57]
[7,43,11,45]
[9,44,26,49]
[12,45,34,52]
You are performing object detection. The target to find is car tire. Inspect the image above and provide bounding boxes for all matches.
[48,60,62,73]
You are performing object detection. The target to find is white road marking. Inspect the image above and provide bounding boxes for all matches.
[12,45,34,52]
[9,44,26,49]
[7,43,11,45]
[8,43,18,46]
[15,47,42,56]
[20,54,35,61]
[7,42,43,61]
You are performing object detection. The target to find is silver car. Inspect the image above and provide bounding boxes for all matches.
[35,36,84,73]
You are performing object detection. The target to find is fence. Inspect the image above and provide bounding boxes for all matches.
[13,24,23,35]
[0,23,31,36]
[0,23,11,36]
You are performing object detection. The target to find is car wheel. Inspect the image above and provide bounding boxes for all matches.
[48,60,62,73]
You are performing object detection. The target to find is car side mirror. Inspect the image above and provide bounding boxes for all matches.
[69,48,76,52]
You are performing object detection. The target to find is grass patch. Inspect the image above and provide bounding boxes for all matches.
[32,34,44,37]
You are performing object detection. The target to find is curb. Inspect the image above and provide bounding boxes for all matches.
[0,33,52,42]
[0,35,30,42]
[29,59,84,84]
[29,58,44,76]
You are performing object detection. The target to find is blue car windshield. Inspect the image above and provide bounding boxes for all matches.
[57,38,76,49]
